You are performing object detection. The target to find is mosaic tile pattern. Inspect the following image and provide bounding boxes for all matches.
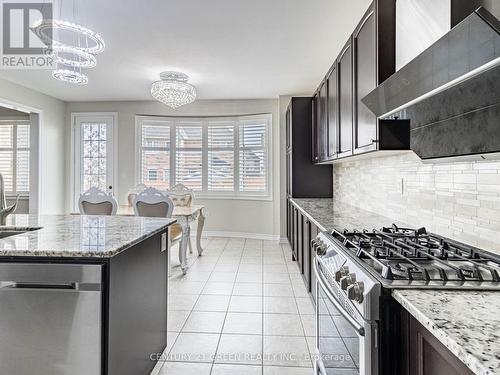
[333,152,500,254]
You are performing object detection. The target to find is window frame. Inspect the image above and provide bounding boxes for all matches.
[135,114,272,201]
[0,118,31,197]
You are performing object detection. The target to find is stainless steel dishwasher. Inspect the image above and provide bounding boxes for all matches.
[0,263,103,375]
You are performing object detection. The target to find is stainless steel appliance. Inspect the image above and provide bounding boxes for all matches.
[0,263,103,375]
[313,232,380,375]
[312,224,500,375]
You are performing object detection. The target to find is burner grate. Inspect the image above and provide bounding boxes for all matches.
[332,225,500,283]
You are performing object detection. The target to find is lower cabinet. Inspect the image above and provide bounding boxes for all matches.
[309,222,320,304]
[302,215,311,290]
[408,316,474,375]
[286,199,321,303]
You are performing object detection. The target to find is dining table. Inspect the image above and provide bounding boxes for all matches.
[117,204,206,274]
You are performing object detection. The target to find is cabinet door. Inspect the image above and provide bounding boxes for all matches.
[285,105,291,151]
[297,212,303,273]
[409,316,474,375]
[311,93,320,163]
[326,65,338,160]
[302,216,311,291]
[318,80,328,161]
[338,40,353,158]
[309,222,320,304]
[293,207,298,261]
[354,9,378,154]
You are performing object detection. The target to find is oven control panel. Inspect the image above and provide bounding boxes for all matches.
[314,231,381,321]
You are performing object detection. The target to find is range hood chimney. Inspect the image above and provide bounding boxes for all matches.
[362,7,500,160]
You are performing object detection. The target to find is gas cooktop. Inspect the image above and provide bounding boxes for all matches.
[329,224,500,289]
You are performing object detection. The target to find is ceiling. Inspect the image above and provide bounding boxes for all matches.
[0,0,371,102]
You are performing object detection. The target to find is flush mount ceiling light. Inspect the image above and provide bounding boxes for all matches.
[151,71,197,109]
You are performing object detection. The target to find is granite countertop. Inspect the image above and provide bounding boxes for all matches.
[0,214,176,258]
[290,198,500,374]
[289,198,408,232]
[393,289,500,375]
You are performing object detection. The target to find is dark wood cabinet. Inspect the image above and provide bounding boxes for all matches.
[353,1,400,155]
[286,199,321,300]
[389,301,475,375]
[408,316,474,375]
[326,64,338,160]
[302,215,311,289]
[297,212,303,273]
[309,221,320,304]
[353,6,377,153]
[286,97,332,198]
[292,206,298,261]
[337,39,354,159]
[311,0,409,162]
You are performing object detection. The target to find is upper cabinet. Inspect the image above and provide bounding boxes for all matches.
[326,64,338,160]
[313,0,410,164]
[287,97,332,198]
[353,7,377,154]
[338,40,354,159]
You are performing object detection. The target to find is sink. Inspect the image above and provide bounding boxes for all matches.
[0,231,27,239]
[0,227,41,239]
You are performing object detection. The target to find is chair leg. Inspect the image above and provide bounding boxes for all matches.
[188,236,193,254]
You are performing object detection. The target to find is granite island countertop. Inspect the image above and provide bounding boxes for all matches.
[289,198,408,232]
[0,214,176,258]
[393,289,500,375]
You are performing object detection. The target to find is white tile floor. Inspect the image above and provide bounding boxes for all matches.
[153,237,316,375]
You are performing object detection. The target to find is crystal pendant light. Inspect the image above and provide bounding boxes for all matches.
[31,1,105,85]
[151,72,197,109]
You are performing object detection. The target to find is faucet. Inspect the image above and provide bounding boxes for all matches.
[0,173,18,225]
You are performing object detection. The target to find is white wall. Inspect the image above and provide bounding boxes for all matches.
[0,78,66,214]
[66,99,281,238]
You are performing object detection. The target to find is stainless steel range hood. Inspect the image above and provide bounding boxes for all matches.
[362,7,500,119]
[362,7,500,160]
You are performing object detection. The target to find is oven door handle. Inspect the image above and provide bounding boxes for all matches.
[314,259,365,336]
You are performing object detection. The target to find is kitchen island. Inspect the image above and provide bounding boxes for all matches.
[0,214,176,375]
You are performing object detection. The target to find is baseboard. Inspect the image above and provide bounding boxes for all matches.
[279,237,289,244]
[198,231,281,241]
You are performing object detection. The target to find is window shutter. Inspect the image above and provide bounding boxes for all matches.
[0,121,30,194]
[239,121,267,193]
[175,123,203,191]
[141,122,171,190]
[207,122,234,191]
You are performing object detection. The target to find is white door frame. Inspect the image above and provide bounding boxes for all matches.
[70,112,118,212]
[0,97,41,214]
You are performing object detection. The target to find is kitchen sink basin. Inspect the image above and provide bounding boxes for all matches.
[0,227,41,239]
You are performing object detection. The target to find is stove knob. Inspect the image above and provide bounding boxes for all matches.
[347,281,364,303]
[334,266,350,282]
[340,273,356,290]
[316,241,327,256]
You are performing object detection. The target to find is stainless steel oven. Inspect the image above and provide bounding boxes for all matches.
[313,232,380,375]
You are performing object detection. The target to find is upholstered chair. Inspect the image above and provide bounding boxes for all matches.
[78,187,118,216]
[133,186,183,252]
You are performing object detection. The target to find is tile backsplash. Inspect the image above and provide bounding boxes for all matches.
[333,151,500,254]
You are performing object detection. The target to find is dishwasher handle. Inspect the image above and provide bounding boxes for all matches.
[0,281,101,292]
[8,282,77,290]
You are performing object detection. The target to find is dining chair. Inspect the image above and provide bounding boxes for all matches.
[167,183,195,254]
[167,183,194,207]
[127,183,147,207]
[78,187,118,216]
[133,187,183,269]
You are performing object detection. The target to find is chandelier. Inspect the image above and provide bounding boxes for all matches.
[32,2,105,85]
[151,72,197,109]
